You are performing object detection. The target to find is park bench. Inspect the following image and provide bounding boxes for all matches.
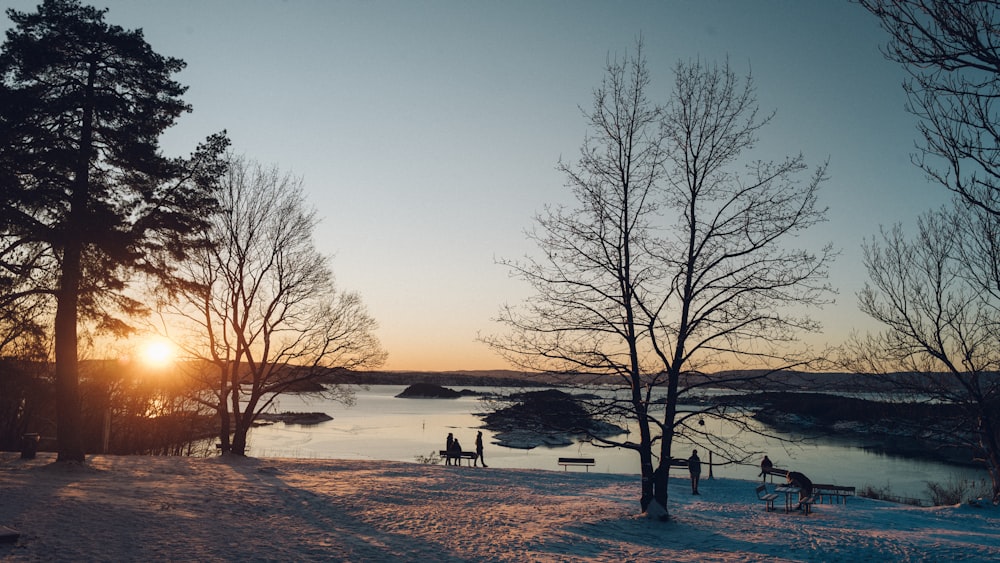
[811,484,856,504]
[762,467,788,482]
[755,484,779,512]
[557,457,595,471]
[797,494,818,515]
[439,450,477,466]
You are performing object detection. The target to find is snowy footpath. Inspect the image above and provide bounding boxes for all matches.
[1,453,998,562]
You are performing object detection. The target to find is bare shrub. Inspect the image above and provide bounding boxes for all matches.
[926,478,993,506]
[414,451,442,465]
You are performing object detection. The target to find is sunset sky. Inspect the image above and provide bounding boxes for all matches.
[3,1,953,371]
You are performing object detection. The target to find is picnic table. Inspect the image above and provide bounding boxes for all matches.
[774,485,818,515]
[812,483,856,504]
[774,485,801,513]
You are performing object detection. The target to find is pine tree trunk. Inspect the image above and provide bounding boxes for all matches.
[54,59,96,464]
[54,248,84,463]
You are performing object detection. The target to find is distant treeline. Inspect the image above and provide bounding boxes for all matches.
[319,369,556,388]
[0,358,217,455]
[720,391,963,426]
[322,369,938,392]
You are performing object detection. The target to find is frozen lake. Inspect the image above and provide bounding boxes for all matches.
[247,385,989,503]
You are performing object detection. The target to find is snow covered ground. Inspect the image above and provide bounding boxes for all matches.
[1,452,998,561]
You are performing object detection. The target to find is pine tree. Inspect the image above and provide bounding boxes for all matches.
[0,0,227,461]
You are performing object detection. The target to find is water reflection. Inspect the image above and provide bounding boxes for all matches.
[248,385,989,503]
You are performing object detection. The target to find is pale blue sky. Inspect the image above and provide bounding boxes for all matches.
[4,1,951,370]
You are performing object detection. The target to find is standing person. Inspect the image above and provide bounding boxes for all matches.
[474,431,488,467]
[445,433,454,466]
[688,449,702,495]
[759,455,773,481]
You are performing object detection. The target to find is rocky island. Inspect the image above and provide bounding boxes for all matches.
[395,383,481,398]
[478,389,626,449]
[254,412,332,426]
[718,391,976,466]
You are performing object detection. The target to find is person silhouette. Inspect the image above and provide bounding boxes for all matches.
[786,470,813,506]
[759,455,773,481]
[688,450,702,495]
[475,431,487,467]
[445,433,454,466]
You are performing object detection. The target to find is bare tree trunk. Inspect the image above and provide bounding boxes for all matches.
[655,374,680,512]
[978,415,1000,503]
[631,377,656,513]
[231,422,248,456]
[229,365,247,456]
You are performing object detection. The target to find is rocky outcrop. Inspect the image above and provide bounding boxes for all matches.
[720,391,976,466]
[254,412,332,426]
[479,389,625,449]
[396,383,462,398]
[396,383,482,398]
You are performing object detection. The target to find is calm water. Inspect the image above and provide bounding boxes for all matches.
[248,385,989,502]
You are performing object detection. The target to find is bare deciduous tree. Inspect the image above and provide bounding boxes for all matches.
[487,45,834,519]
[847,203,1000,502]
[163,156,386,455]
[646,57,834,514]
[488,44,665,513]
[859,0,1000,214]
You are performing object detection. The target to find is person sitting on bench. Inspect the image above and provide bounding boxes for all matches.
[759,455,773,481]
[445,433,455,466]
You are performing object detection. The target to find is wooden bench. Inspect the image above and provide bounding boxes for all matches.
[557,457,595,471]
[812,484,856,504]
[669,458,689,469]
[755,484,779,512]
[439,450,477,466]
[762,467,788,483]
[797,494,817,515]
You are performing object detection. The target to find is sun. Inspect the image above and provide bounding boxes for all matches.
[140,339,175,368]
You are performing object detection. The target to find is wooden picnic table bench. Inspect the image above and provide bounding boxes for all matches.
[557,457,595,471]
[811,483,856,504]
[755,484,779,512]
[762,467,789,482]
[773,485,817,515]
[796,492,818,515]
[439,450,477,466]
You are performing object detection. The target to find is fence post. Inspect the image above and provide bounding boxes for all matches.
[708,451,714,479]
